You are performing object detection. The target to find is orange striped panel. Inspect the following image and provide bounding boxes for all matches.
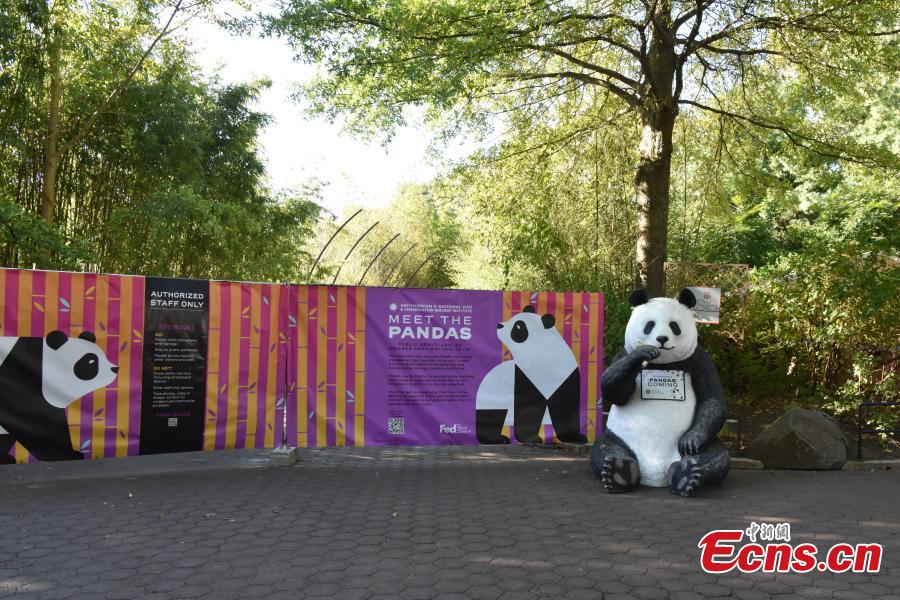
[225,284,241,448]
[68,275,84,452]
[115,277,133,457]
[571,291,583,439]
[336,287,347,446]
[588,293,600,441]
[91,276,109,458]
[532,291,544,442]
[14,271,32,462]
[501,292,512,441]
[204,283,222,451]
[264,284,280,447]
[246,284,261,446]
[297,286,309,447]
[316,287,328,446]
[552,292,564,441]
[44,271,59,331]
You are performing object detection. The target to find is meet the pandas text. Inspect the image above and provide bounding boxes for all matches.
[388,313,472,340]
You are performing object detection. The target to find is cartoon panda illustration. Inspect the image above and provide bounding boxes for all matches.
[475,306,587,445]
[591,289,729,496]
[0,330,118,463]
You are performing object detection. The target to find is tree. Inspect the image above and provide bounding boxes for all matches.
[29,0,201,226]
[265,0,897,295]
[1,3,323,281]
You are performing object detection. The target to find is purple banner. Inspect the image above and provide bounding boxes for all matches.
[357,288,604,446]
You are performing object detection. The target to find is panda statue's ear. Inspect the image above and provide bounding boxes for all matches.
[46,330,68,350]
[522,305,535,313]
[541,314,555,329]
[78,331,97,343]
[628,289,649,307]
[677,288,697,309]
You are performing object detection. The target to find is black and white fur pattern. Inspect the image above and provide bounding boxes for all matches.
[476,306,587,444]
[591,289,729,496]
[0,331,118,463]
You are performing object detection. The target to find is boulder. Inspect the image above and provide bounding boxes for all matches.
[748,409,849,470]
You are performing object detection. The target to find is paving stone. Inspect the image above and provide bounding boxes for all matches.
[0,446,896,600]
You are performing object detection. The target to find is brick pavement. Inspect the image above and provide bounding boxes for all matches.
[0,446,898,600]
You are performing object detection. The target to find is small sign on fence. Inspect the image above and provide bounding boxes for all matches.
[688,286,721,324]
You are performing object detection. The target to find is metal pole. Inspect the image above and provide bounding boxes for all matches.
[281,286,293,449]
[404,253,435,287]
[381,243,417,287]
[358,233,400,286]
[306,208,362,282]
[858,403,863,461]
[331,221,379,285]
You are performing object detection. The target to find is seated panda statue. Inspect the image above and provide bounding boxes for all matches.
[591,288,729,497]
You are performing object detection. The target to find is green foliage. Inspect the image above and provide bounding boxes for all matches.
[104,185,321,282]
[0,0,896,439]
[0,1,321,282]
[425,86,640,354]
[675,75,900,423]
[0,197,92,269]
[751,197,899,413]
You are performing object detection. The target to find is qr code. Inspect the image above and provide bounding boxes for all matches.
[387,417,404,435]
[167,418,178,427]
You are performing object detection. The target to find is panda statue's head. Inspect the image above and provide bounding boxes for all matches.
[496,305,557,353]
[42,330,118,409]
[624,288,699,364]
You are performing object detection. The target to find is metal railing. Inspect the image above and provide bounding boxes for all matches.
[857,402,900,461]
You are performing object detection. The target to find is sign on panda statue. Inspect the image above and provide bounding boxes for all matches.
[591,289,729,497]
[0,330,118,463]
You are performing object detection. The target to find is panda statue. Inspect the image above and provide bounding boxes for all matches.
[475,305,587,445]
[591,289,729,497]
[0,330,118,463]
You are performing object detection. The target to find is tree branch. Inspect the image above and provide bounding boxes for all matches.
[523,43,641,89]
[507,71,640,107]
[678,98,885,166]
[57,0,185,158]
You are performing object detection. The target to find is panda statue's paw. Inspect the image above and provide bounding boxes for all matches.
[558,433,588,444]
[668,458,704,497]
[0,453,16,465]
[601,456,640,493]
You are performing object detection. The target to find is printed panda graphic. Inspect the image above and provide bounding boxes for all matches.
[590,289,729,497]
[475,306,587,444]
[0,331,118,463]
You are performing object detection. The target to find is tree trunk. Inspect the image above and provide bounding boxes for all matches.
[633,0,676,298]
[41,25,62,225]
[634,107,675,297]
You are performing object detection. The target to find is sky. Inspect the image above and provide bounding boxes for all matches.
[182,4,475,217]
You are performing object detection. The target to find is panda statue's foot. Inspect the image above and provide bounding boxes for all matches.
[0,453,16,465]
[557,433,588,444]
[601,456,640,493]
[668,458,704,497]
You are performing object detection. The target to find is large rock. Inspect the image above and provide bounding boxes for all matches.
[748,409,849,470]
